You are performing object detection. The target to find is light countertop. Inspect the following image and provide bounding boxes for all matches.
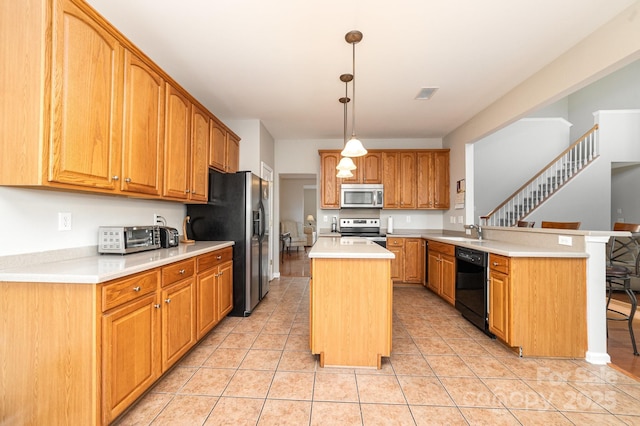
[422,235,588,257]
[0,241,234,284]
[309,236,395,259]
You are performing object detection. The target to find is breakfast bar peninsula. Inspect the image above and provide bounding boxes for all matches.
[308,236,395,369]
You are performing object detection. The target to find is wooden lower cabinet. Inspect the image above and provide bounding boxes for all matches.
[196,247,233,339]
[387,237,425,284]
[487,254,587,357]
[426,241,455,305]
[0,247,234,425]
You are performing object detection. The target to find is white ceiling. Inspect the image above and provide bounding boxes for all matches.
[87,0,636,141]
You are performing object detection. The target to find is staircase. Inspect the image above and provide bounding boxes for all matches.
[481,124,600,227]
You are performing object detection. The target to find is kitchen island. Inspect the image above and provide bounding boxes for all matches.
[308,236,395,369]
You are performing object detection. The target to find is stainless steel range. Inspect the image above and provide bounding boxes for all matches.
[339,218,387,247]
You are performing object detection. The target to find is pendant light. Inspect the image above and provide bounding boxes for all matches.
[341,30,367,158]
[336,73,356,176]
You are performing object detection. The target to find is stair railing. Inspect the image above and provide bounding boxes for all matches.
[480,124,599,227]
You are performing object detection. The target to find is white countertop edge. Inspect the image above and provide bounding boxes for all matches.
[0,241,234,284]
[309,236,395,259]
[309,253,395,259]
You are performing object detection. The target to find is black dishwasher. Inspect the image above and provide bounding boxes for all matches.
[455,246,493,337]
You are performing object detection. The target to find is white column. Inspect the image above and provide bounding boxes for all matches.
[584,235,612,364]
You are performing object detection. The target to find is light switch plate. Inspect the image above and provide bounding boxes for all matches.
[558,235,572,246]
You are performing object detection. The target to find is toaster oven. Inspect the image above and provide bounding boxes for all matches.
[98,226,161,254]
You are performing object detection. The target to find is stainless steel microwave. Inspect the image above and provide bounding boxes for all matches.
[340,184,384,208]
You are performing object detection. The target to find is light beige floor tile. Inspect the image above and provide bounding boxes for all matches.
[198,330,228,347]
[238,349,282,371]
[360,403,415,425]
[178,345,216,367]
[115,393,173,426]
[231,319,265,334]
[525,379,607,412]
[252,332,288,350]
[561,411,628,425]
[222,369,274,398]
[500,356,548,380]
[440,377,503,408]
[290,321,310,335]
[615,383,640,401]
[461,356,517,379]
[390,353,434,376]
[355,358,394,376]
[413,337,455,355]
[284,333,310,351]
[202,347,248,369]
[278,350,317,371]
[203,397,264,426]
[151,366,197,393]
[458,407,520,425]
[356,374,406,404]
[410,405,467,426]
[258,399,311,425]
[571,381,640,415]
[218,332,258,349]
[150,395,216,425]
[397,375,455,406]
[391,337,421,354]
[424,355,475,377]
[310,401,362,426]
[446,338,491,356]
[482,378,553,410]
[435,325,473,339]
[313,372,359,402]
[510,409,573,425]
[261,320,293,334]
[534,358,603,383]
[180,368,235,396]
[267,371,315,400]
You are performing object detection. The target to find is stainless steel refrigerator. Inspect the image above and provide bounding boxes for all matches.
[186,170,269,316]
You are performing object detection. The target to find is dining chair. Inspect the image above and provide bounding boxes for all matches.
[516,221,535,227]
[540,221,581,230]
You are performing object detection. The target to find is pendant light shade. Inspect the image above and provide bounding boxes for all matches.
[342,30,367,158]
[336,156,357,171]
[336,168,354,178]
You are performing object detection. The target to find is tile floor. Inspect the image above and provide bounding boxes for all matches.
[115,277,640,425]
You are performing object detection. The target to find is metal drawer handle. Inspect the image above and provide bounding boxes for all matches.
[179,269,186,274]
[112,175,119,181]
[492,262,499,266]
[154,304,160,309]
[125,177,131,183]
[216,255,222,260]
[133,286,141,292]
[165,298,171,304]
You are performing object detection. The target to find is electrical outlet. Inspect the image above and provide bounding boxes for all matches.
[58,212,72,231]
[323,215,328,222]
[153,213,159,224]
[450,216,455,224]
[406,215,411,223]
[558,235,573,246]
[457,216,464,224]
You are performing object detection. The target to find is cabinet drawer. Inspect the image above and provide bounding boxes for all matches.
[162,259,195,287]
[102,270,159,311]
[386,237,405,247]
[197,247,233,273]
[489,254,510,274]
[429,241,455,256]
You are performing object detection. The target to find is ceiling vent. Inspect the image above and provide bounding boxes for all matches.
[415,87,438,100]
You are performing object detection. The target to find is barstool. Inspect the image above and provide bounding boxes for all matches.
[606,265,639,356]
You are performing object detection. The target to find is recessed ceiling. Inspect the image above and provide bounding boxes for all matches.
[87,0,636,140]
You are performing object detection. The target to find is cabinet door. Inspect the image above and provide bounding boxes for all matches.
[489,270,510,342]
[196,270,217,339]
[403,238,424,284]
[320,152,341,209]
[226,133,240,173]
[121,50,163,196]
[102,293,160,424]
[209,119,226,171]
[163,84,191,200]
[388,245,403,282]
[417,152,433,209]
[340,155,362,184]
[399,152,416,208]
[362,152,382,184]
[161,278,196,371]
[217,261,234,318]
[432,151,450,209]
[190,105,209,202]
[440,253,456,305]
[50,0,123,190]
[427,251,441,293]
[382,152,399,208]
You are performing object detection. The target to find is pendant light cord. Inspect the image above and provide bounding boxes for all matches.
[351,41,356,139]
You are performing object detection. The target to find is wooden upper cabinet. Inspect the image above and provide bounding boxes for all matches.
[417,150,450,209]
[320,151,341,209]
[209,119,240,173]
[398,152,417,208]
[163,84,191,200]
[121,50,164,196]
[340,152,382,184]
[190,105,209,202]
[50,0,123,190]
[382,152,399,208]
[383,151,415,208]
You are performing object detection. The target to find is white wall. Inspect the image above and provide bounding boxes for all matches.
[279,178,315,225]
[474,118,572,220]
[0,187,185,256]
[612,164,640,224]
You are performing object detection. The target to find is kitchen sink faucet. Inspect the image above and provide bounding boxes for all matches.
[465,224,483,240]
